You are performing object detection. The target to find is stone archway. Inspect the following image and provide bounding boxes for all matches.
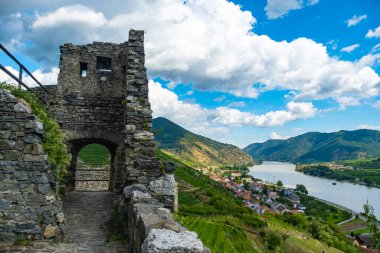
[65,138,120,192]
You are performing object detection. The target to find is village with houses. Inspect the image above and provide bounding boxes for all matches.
[207,169,380,251]
[209,170,307,216]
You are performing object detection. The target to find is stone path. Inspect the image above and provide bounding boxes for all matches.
[0,191,127,253]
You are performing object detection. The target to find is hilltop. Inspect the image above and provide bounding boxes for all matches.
[152,117,253,168]
[243,129,380,163]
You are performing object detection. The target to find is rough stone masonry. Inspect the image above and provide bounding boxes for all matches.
[0,89,64,241]
[1,30,208,252]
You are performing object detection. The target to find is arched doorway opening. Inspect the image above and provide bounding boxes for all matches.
[65,138,119,192]
[76,144,111,191]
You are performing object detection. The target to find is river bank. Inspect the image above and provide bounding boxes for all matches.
[295,162,380,189]
[249,161,380,218]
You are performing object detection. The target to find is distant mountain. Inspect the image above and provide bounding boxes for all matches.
[152,117,253,167]
[243,129,380,163]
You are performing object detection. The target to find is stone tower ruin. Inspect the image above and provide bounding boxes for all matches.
[45,30,177,209]
[0,30,210,251]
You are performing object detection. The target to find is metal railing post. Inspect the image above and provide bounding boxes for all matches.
[18,65,23,89]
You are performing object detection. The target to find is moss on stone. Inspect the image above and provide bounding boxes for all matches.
[0,83,71,186]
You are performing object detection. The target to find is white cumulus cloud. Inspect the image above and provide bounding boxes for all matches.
[270,132,290,140]
[0,0,378,108]
[264,0,319,19]
[340,44,360,53]
[337,96,360,110]
[149,80,318,130]
[265,0,302,19]
[346,14,367,27]
[366,26,380,38]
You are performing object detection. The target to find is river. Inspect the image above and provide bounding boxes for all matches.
[249,161,380,217]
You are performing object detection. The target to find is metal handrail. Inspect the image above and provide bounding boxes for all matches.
[0,43,48,102]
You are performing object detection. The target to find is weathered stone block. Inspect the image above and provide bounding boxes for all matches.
[0,181,19,191]
[3,150,20,160]
[13,170,29,181]
[56,212,64,223]
[126,124,136,132]
[14,102,31,113]
[22,135,41,144]
[43,224,57,239]
[149,175,177,196]
[134,131,154,141]
[141,229,206,253]
[31,175,49,184]
[23,143,44,155]
[23,154,46,162]
[37,184,51,195]
[124,184,148,199]
[0,140,15,150]
[130,190,152,204]
[42,210,55,224]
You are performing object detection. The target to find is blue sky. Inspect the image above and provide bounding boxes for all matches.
[0,0,379,147]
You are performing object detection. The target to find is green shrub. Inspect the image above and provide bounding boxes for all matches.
[0,83,71,186]
[264,230,282,250]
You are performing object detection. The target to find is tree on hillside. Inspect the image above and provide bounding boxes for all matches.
[295,184,308,195]
[276,180,283,187]
[363,203,380,250]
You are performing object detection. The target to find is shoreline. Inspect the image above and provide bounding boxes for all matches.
[250,161,380,218]
[295,168,380,190]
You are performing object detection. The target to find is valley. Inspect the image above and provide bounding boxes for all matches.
[74,118,380,252]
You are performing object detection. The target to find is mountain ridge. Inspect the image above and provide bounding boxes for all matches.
[152,117,253,167]
[243,129,380,163]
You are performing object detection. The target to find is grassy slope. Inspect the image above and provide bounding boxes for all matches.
[156,150,260,252]
[78,144,110,167]
[157,150,352,253]
[153,117,253,168]
[243,129,380,163]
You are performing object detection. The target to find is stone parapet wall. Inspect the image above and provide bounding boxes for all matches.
[123,184,209,253]
[0,89,64,241]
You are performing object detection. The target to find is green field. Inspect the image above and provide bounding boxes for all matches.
[177,216,257,253]
[78,144,110,167]
[301,195,351,223]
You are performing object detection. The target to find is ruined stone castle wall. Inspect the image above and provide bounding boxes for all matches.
[39,30,177,208]
[0,30,208,251]
[0,89,64,241]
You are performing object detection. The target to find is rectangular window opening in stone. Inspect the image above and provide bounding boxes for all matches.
[80,62,88,77]
[96,56,112,71]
